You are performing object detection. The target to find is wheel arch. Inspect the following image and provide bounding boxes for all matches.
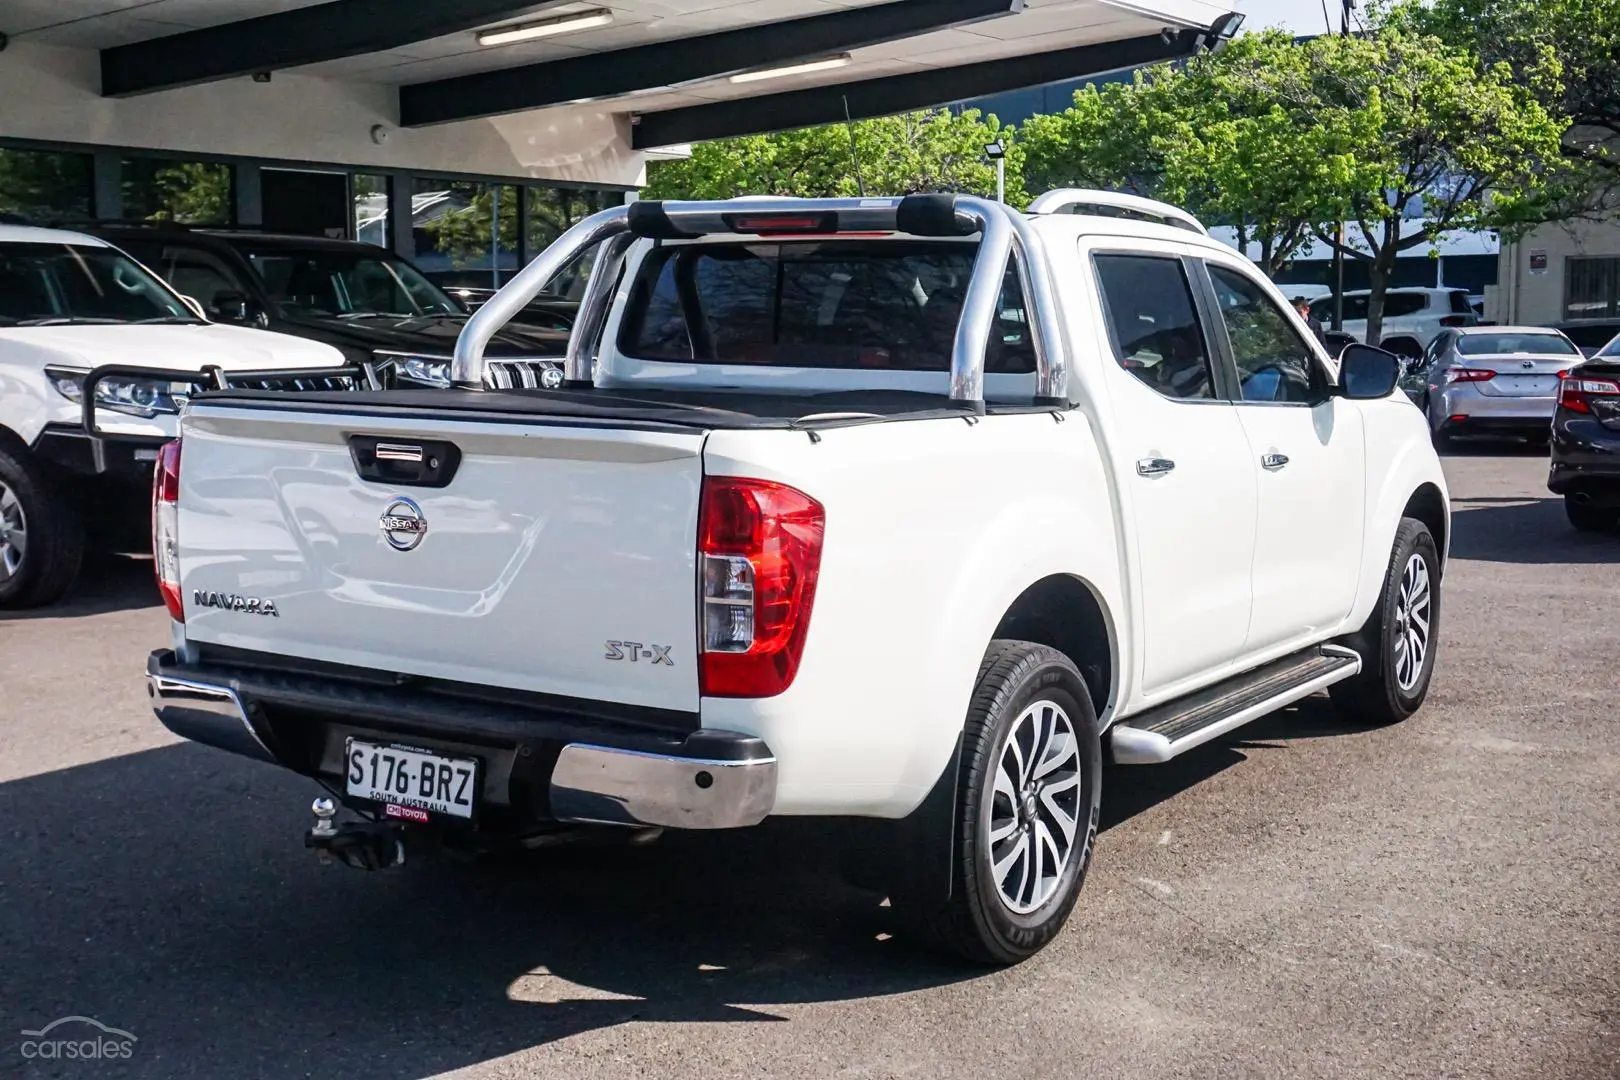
[1402,481,1449,570]
[988,573,1117,721]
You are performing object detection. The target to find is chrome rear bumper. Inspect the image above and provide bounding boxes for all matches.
[149,672,279,765]
[146,656,776,831]
[550,741,776,830]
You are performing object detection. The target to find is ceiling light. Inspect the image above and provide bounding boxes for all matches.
[729,54,852,84]
[477,9,613,47]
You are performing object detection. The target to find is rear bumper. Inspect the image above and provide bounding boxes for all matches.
[146,649,776,831]
[1433,387,1557,431]
[1549,416,1620,502]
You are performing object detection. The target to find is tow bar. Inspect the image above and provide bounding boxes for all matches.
[304,797,406,871]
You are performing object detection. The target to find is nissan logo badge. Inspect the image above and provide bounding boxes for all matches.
[379,496,428,551]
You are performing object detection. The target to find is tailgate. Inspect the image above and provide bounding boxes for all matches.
[176,404,705,712]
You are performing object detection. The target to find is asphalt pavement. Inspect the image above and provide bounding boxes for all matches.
[2,447,1616,1079]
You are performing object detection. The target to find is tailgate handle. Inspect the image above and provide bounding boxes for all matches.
[348,435,462,489]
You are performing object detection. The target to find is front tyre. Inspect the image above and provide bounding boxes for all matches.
[903,640,1102,965]
[1331,517,1440,725]
[0,446,86,609]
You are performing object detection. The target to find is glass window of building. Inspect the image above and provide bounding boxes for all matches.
[411,178,519,290]
[353,174,389,248]
[122,157,234,224]
[0,146,94,223]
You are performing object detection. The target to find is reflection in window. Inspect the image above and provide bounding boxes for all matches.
[1093,254,1214,401]
[1207,264,1324,404]
[0,147,94,224]
[122,157,234,224]
[411,178,519,289]
[353,174,389,247]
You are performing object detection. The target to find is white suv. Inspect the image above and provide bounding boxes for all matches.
[1309,287,1478,358]
[0,224,352,608]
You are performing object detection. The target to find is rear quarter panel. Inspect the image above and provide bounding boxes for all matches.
[701,411,1122,817]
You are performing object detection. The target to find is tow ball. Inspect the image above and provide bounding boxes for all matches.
[304,797,406,871]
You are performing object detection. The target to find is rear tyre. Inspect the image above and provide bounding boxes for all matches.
[1331,518,1440,726]
[1564,497,1614,533]
[899,640,1102,965]
[0,446,86,609]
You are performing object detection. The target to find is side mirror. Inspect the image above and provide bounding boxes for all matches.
[211,289,252,322]
[178,294,208,320]
[1337,343,1402,400]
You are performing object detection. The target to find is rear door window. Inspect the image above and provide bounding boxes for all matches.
[1449,291,1475,314]
[1092,253,1216,401]
[619,240,1032,372]
[1383,293,1427,318]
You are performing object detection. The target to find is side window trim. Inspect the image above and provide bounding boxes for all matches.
[1183,256,1241,403]
[1086,246,1226,406]
[1195,256,1332,408]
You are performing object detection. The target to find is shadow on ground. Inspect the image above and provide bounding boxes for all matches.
[0,553,159,622]
[1448,496,1619,564]
[0,716,1286,1080]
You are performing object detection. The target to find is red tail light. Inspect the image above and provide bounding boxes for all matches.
[1438,315,1470,327]
[1558,371,1620,414]
[698,476,824,698]
[1446,366,1495,383]
[152,439,183,622]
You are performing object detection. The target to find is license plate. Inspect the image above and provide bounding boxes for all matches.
[1496,375,1556,395]
[344,738,479,820]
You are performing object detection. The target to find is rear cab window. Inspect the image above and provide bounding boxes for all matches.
[617,239,1033,373]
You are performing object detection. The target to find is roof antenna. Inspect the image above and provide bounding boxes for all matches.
[842,94,867,197]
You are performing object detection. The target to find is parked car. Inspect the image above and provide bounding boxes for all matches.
[1551,318,1620,358]
[1407,326,1583,446]
[145,191,1446,965]
[82,223,568,390]
[1549,332,1620,531]
[0,223,354,608]
[441,243,600,331]
[1308,287,1478,358]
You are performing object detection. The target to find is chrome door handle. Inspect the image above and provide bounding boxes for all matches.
[1261,453,1290,470]
[1136,457,1176,476]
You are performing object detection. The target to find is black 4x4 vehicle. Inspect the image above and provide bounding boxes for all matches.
[83,224,570,390]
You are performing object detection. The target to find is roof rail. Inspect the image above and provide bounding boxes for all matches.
[1025,189,1207,235]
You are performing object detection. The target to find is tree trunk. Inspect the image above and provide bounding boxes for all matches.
[1365,259,1393,347]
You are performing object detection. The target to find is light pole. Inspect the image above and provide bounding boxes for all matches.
[984,140,1006,204]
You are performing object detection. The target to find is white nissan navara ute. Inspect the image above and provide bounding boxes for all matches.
[146,191,1449,964]
[0,224,366,608]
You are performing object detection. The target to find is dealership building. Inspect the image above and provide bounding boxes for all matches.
[1,0,1237,288]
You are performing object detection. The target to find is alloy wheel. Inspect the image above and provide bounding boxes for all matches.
[1392,552,1432,691]
[988,699,1083,915]
[0,480,27,582]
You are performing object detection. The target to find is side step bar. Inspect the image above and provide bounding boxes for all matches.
[1110,644,1362,765]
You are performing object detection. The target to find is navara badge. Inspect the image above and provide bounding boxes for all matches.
[380,496,428,551]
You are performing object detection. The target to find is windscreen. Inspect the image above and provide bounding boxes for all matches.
[618,239,1034,372]
[0,242,196,325]
[244,248,460,317]
[1598,333,1620,358]
[1457,332,1579,356]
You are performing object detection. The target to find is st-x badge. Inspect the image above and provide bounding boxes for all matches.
[380,496,428,551]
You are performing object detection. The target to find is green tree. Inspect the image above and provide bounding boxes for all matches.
[1282,27,1565,343]
[1018,34,1349,279]
[1392,0,1618,178]
[644,108,1022,203]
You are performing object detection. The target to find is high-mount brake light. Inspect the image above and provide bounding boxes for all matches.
[720,211,840,235]
[698,476,824,698]
[1557,370,1620,414]
[1446,366,1495,383]
[152,439,184,622]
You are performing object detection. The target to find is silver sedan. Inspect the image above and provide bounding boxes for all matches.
[1408,326,1584,445]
